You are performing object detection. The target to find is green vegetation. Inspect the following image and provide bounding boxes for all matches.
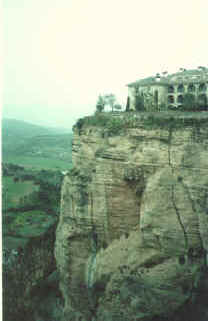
[137,111,208,130]
[2,119,71,321]
[10,210,56,238]
[2,118,56,141]
[95,93,121,113]
[74,113,124,135]
[2,120,71,247]
[74,113,111,133]
[74,110,208,136]
[2,176,38,211]
[2,118,73,169]
[2,163,63,246]
[3,155,71,170]
[106,117,123,135]
[2,119,72,247]
[96,95,105,112]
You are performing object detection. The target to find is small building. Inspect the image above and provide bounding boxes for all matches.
[127,68,208,111]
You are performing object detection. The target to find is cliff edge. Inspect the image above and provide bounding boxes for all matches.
[55,113,208,321]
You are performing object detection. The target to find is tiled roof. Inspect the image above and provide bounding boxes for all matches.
[127,68,208,87]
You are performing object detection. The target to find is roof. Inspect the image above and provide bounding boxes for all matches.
[127,68,208,87]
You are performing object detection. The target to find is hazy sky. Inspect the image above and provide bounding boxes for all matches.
[3,0,208,129]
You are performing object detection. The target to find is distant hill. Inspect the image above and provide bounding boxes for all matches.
[2,118,73,169]
[2,118,70,138]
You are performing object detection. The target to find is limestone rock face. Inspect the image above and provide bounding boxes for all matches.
[3,224,57,321]
[55,122,208,321]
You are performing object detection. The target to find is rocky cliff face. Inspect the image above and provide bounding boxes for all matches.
[55,116,208,321]
[3,223,60,321]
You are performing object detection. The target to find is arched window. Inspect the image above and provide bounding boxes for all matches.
[177,84,184,93]
[168,85,174,93]
[186,94,195,102]
[197,94,207,107]
[199,83,206,92]
[168,95,174,103]
[177,95,184,103]
[188,84,195,92]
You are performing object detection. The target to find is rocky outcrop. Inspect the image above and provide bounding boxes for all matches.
[3,221,59,321]
[55,117,208,321]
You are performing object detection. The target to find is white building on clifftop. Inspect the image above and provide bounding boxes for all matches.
[127,68,208,111]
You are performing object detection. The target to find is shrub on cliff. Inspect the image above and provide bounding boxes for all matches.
[74,114,111,133]
[106,118,124,136]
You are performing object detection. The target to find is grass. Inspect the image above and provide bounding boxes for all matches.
[3,155,72,170]
[3,209,57,247]
[3,235,29,250]
[2,177,38,210]
[9,210,56,238]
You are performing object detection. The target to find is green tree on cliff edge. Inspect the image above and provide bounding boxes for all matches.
[96,95,106,112]
[96,93,117,112]
[104,93,116,112]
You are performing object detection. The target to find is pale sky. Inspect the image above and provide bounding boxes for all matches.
[3,0,208,129]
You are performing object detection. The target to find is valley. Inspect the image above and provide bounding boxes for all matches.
[2,119,73,321]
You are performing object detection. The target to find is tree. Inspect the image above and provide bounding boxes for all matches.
[96,95,105,112]
[126,96,130,111]
[104,94,116,112]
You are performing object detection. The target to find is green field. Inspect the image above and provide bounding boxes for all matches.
[3,155,72,170]
[2,118,73,170]
[2,177,39,210]
[10,210,56,238]
[3,210,57,249]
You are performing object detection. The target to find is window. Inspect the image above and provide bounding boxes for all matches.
[168,95,174,103]
[177,84,184,93]
[198,94,207,107]
[188,84,195,92]
[199,83,206,92]
[177,95,184,103]
[154,90,158,105]
[168,85,174,93]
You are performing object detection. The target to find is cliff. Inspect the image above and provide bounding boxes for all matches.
[55,113,208,321]
[3,218,60,321]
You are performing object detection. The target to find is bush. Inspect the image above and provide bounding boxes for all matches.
[73,114,111,133]
[106,118,124,136]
